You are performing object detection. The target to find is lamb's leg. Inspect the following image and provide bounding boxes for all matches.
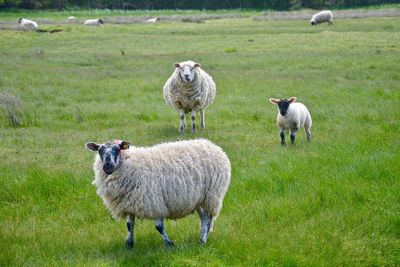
[125,215,135,250]
[179,109,186,134]
[280,128,286,146]
[155,219,174,246]
[197,208,212,244]
[290,127,298,144]
[200,110,205,130]
[191,110,196,133]
[305,128,311,142]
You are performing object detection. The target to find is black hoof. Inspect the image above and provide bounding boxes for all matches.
[125,239,134,250]
[165,240,175,247]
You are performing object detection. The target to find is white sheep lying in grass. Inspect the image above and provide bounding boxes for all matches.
[269,97,312,145]
[146,17,160,23]
[67,16,76,22]
[310,10,333,26]
[83,19,104,26]
[18,18,38,30]
[163,60,216,134]
[86,139,231,249]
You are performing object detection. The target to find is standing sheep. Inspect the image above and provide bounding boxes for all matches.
[83,19,104,26]
[86,139,231,249]
[163,60,216,134]
[18,18,38,31]
[269,97,312,145]
[310,10,333,26]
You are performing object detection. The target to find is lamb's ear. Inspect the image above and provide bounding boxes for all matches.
[194,63,201,68]
[174,63,180,68]
[86,142,99,151]
[119,141,131,150]
[289,97,297,103]
[269,98,279,104]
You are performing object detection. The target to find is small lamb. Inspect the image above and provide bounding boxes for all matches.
[83,19,104,26]
[18,18,38,30]
[86,139,231,249]
[310,10,333,26]
[269,97,312,145]
[163,60,216,134]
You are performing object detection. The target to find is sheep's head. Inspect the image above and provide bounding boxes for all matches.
[310,20,316,26]
[174,61,201,83]
[269,97,296,116]
[98,19,104,24]
[86,140,130,175]
[18,18,23,24]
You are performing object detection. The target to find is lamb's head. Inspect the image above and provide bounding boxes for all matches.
[269,97,296,116]
[310,19,317,26]
[18,18,23,24]
[98,19,104,24]
[174,61,201,83]
[86,140,130,175]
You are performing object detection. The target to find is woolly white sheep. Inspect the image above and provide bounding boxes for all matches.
[83,19,104,26]
[163,60,216,134]
[146,17,160,23]
[18,18,38,30]
[86,139,231,249]
[269,97,312,145]
[310,10,333,26]
[67,16,76,22]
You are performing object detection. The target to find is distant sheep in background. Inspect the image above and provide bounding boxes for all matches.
[146,17,160,23]
[310,10,333,26]
[86,139,231,249]
[83,19,104,26]
[269,97,312,145]
[163,60,216,134]
[18,18,38,30]
[67,16,76,22]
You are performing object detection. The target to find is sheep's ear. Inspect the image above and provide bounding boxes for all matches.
[174,63,180,68]
[119,141,131,150]
[269,98,279,104]
[86,142,99,151]
[289,97,297,103]
[194,63,201,68]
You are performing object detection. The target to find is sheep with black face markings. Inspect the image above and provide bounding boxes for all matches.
[163,60,216,134]
[86,139,231,250]
[18,18,38,30]
[269,97,312,145]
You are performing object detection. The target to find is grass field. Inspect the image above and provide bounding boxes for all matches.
[0,10,399,266]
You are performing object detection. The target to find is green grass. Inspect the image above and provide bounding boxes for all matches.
[0,13,399,266]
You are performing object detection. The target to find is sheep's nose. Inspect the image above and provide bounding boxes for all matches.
[184,74,190,79]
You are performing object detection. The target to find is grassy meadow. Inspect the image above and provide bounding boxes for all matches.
[0,10,399,266]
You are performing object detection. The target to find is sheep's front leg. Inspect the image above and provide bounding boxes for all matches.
[290,127,298,144]
[200,110,205,130]
[197,208,212,244]
[179,109,186,134]
[190,110,197,133]
[155,219,174,246]
[125,215,135,250]
[280,128,286,146]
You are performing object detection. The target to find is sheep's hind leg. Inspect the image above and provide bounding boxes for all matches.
[290,127,298,144]
[155,219,174,246]
[125,215,135,250]
[179,109,186,134]
[197,208,212,244]
[200,110,205,130]
[305,128,311,142]
[191,110,196,133]
[280,128,286,146]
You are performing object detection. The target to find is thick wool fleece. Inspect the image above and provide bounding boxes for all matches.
[163,62,216,114]
[91,139,231,220]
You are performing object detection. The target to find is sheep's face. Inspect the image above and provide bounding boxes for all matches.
[86,141,130,175]
[98,19,104,24]
[310,20,316,26]
[175,62,200,83]
[269,97,297,116]
[18,18,22,24]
